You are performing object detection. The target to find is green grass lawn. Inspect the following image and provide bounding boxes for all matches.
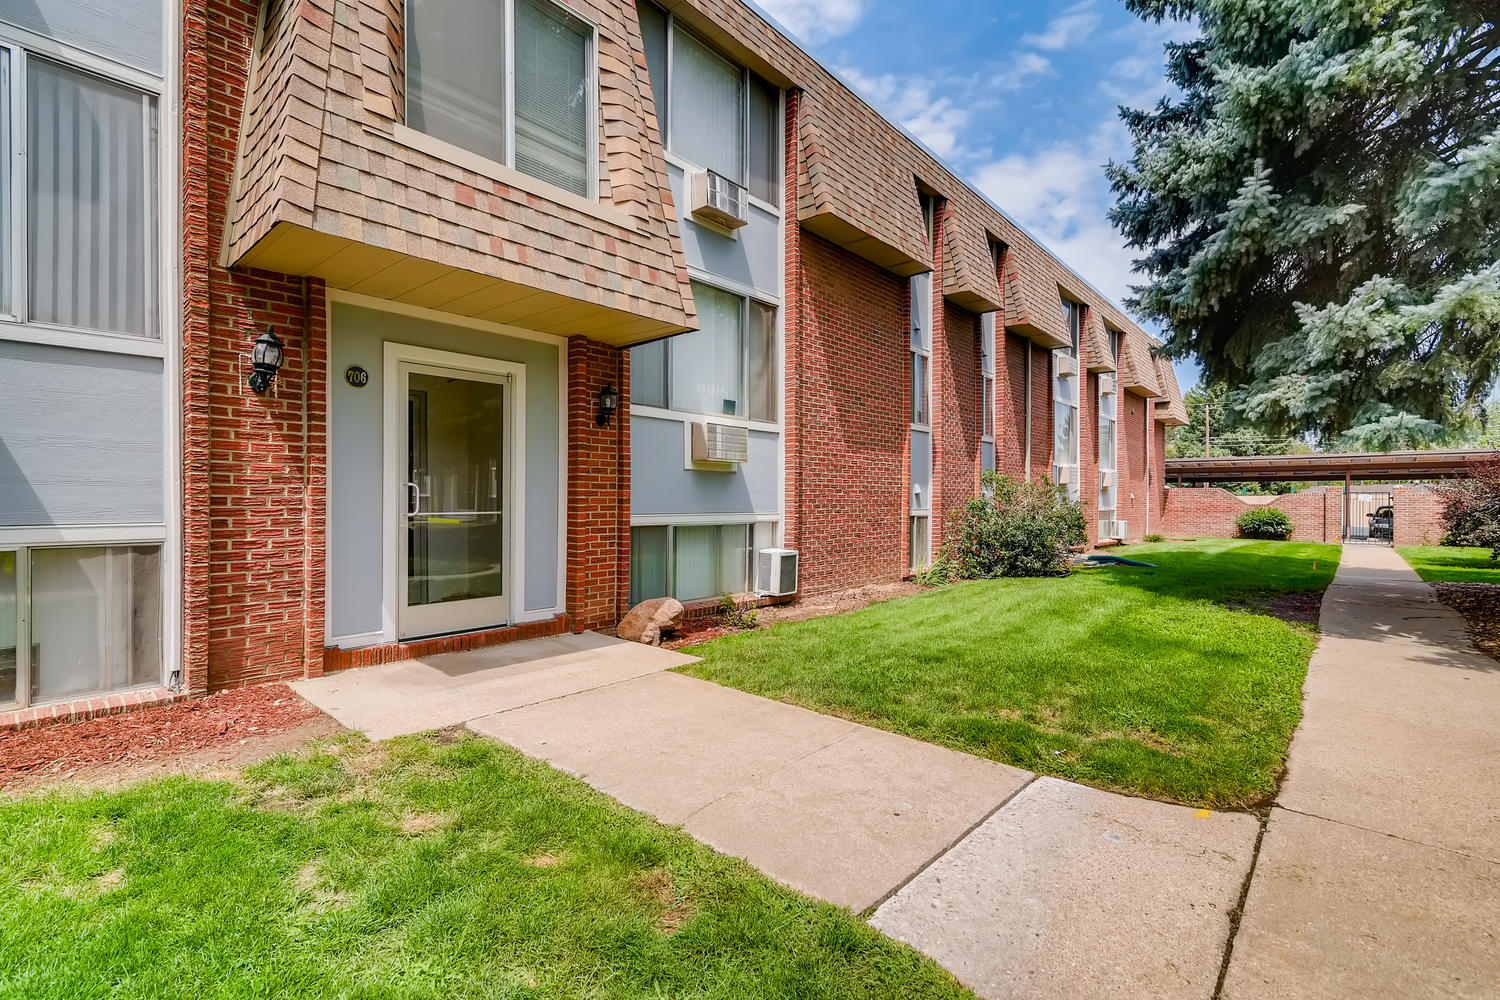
[1397,545,1500,583]
[0,735,971,1000]
[682,539,1341,808]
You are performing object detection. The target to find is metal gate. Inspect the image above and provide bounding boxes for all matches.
[1344,490,1394,543]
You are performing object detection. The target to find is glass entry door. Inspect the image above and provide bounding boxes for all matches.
[398,363,511,639]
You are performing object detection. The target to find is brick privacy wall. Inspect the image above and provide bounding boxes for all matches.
[1164,487,1341,543]
[1393,486,1446,546]
[184,0,330,691]
[790,231,908,594]
[567,337,632,631]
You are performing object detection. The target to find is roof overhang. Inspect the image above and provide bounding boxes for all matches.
[235,222,693,346]
[1167,450,1500,484]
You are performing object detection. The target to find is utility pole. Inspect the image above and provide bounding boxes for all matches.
[1204,405,1212,458]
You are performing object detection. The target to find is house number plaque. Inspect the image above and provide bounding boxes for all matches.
[344,366,369,388]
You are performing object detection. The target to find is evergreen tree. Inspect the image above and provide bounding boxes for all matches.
[1110,0,1500,449]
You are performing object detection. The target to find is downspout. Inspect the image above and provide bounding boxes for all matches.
[1024,342,1033,479]
[1144,402,1152,537]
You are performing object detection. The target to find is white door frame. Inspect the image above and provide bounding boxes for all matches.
[381,343,527,642]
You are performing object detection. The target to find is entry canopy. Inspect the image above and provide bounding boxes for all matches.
[1166,449,1500,485]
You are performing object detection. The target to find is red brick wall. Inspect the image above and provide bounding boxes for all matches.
[932,301,981,545]
[788,231,908,594]
[1164,487,1341,542]
[1392,486,1446,546]
[187,0,329,691]
[567,337,632,631]
[1119,392,1150,541]
[994,333,1050,481]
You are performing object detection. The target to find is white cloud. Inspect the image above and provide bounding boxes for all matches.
[996,51,1053,90]
[836,67,974,158]
[754,0,866,43]
[972,122,1142,308]
[1020,1,1102,52]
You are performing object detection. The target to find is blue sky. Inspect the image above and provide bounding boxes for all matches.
[753,0,1203,391]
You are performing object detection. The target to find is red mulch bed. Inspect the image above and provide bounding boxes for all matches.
[1434,583,1500,663]
[0,684,322,788]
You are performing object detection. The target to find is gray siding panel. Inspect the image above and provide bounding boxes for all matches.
[1,0,164,75]
[630,415,780,517]
[328,303,562,639]
[910,429,932,510]
[0,340,163,525]
[668,164,781,299]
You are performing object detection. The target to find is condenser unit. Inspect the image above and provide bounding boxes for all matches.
[689,169,749,232]
[1103,520,1128,540]
[756,548,799,597]
[691,421,750,464]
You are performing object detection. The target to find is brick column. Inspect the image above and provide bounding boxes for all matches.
[566,337,631,630]
[782,88,804,554]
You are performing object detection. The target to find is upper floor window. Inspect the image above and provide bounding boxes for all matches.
[0,44,159,339]
[636,1,781,205]
[631,280,777,422]
[1054,298,1082,499]
[980,313,996,443]
[406,0,596,198]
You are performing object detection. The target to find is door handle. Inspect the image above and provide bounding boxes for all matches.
[405,482,420,516]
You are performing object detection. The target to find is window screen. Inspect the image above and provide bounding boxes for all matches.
[27,58,157,337]
[748,299,776,422]
[513,0,591,196]
[670,282,744,417]
[406,0,507,165]
[630,338,667,408]
[748,73,779,203]
[670,28,743,181]
[31,545,160,702]
[630,526,668,606]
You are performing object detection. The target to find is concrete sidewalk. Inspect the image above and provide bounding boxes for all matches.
[1222,544,1500,999]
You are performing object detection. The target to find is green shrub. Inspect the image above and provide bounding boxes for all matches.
[947,472,1087,578]
[1438,459,1500,560]
[716,593,759,630]
[1236,507,1294,540]
[1143,533,1166,543]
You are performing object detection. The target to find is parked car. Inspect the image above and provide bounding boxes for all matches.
[1367,505,1394,540]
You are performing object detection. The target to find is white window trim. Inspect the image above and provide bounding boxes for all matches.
[1053,299,1082,498]
[648,4,784,211]
[633,274,781,426]
[1098,378,1118,519]
[403,0,600,201]
[0,30,165,352]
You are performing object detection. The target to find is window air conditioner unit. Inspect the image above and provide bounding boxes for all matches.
[1100,470,1117,488]
[689,169,749,233]
[1099,373,1116,395]
[1054,352,1078,378]
[691,421,750,464]
[1105,520,1128,540]
[756,548,799,597]
[1056,465,1073,485]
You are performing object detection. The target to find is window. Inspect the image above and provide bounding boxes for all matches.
[0,44,159,338]
[637,1,781,204]
[1053,298,1082,499]
[980,313,997,443]
[1,545,161,708]
[1099,371,1118,525]
[630,282,777,421]
[908,516,930,575]
[910,193,937,428]
[630,522,775,604]
[406,0,596,198]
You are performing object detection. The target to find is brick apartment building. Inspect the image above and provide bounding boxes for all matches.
[0,0,1186,722]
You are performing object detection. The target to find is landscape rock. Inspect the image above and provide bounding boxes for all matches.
[618,597,685,646]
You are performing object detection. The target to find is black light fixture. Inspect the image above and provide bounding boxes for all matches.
[248,328,285,395]
[596,383,619,427]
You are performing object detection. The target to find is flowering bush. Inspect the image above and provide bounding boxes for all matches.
[1438,459,1500,560]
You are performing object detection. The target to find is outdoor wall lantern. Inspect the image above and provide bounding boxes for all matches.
[596,383,619,427]
[248,328,285,395]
